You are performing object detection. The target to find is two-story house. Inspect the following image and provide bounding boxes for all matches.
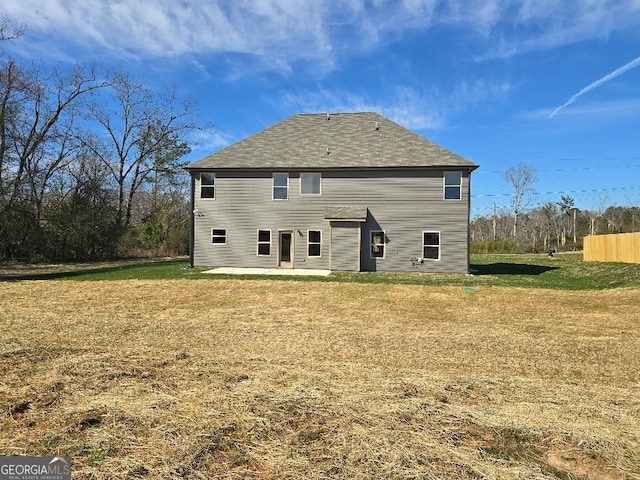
[186,112,478,273]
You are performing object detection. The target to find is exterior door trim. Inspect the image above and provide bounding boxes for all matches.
[278,230,294,268]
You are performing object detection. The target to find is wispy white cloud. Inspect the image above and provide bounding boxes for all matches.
[276,87,445,130]
[5,0,640,74]
[186,128,232,157]
[274,78,512,131]
[473,1,640,61]
[4,0,337,71]
[519,98,640,122]
[190,128,229,149]
[549,56,640,118]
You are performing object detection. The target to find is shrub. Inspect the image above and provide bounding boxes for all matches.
[470,240,528,254]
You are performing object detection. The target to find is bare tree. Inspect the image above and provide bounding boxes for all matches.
[541,201,560,249]
[0,18,202,260]
[1,63,105,209]
[0,14,26,42]
[503,163,537,242]
[83,70,196,230]
[0,60,106,259]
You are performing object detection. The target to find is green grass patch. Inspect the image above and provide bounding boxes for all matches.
[2,253,640,290]
[329,253,640,290]
[469,253,640,290]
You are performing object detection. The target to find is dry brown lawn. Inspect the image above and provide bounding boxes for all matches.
[1,279,639,479]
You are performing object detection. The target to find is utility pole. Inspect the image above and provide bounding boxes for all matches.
[573,209,577,244]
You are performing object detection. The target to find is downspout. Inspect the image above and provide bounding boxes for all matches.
[189,172,195,268]
[467,168,473,274]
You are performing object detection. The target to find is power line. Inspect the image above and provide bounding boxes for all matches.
[473,163,640,176]
[472,185,640,199]
[472,186,640,215]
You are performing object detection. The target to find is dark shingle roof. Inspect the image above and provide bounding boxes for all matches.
[324,206,368,222]
[187,112,477,170]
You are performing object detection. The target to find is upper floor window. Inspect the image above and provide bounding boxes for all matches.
[201,173,215,198]
[300,173,321,195]
[273,173,289,200]
[444,171,461,200]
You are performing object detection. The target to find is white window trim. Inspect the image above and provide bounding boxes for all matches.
[422,231,441,261]
[200,172,216,199]
[211,228,227,245]
[307,229,322,257]
[370,230,386,259]
[272,173,289,201]
[257,229,272,256]
[443,171,462,201]
[300,172,322,196]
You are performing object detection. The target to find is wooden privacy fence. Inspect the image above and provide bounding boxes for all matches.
[583,232,640,264]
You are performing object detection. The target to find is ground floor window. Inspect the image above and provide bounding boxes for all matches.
[308,230,321,257]
[257,230,271,256]
[423,231,440,260]
[212,228,227,244]
[370,231,385,258]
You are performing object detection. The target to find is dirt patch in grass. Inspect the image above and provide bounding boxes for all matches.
[1,280,639,479]
[0,260,140,276]
[0,258,184,280]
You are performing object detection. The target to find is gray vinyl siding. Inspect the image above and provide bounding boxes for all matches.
[330,222,361,271]
[192,169,471,273]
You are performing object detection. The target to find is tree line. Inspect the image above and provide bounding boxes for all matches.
[471,163,640,253]
[0,16,204,262]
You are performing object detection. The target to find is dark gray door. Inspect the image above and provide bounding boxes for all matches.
[279,231,293,268]
[330,222,360,271]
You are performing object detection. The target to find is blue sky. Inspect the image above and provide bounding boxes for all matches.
[3,0,640,217]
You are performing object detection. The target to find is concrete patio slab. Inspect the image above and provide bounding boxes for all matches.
[203,267,331,276]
